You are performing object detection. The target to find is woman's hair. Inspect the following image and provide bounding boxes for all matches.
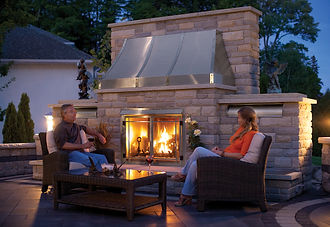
[232,106,258,142]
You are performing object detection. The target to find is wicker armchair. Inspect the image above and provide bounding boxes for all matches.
[39,132,115,192]
[197,135,272,212]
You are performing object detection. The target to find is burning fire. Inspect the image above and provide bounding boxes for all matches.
[154,127,171,154]
[126,117,179,158]
[153,124,178,156]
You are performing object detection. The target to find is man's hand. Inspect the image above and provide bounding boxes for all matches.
[82,141,94,149]
[98,134,106,144]
[85,126,107,145]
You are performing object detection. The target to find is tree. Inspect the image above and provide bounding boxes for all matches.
[0,0,35,77]
[2,102,18,143]
[258,0,319,62]
[17,110,27,142]
[260,41,322,98]
[124,0,257,20]
[31,0,121,52]
[18,93,34,142]
[90,29,112,89]
[1,0,35,121]
[90,29,112,73]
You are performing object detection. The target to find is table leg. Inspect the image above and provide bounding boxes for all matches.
[159,177,167,211]
[126,185,134,221]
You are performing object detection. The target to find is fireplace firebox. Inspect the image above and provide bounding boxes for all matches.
[121,109,183,163]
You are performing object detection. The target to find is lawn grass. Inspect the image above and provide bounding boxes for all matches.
[312,156,322,166]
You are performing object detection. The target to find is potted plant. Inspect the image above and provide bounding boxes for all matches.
[94,122,112,149]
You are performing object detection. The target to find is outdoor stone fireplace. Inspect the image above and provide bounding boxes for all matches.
[49,6,317,201]
[121,109,183,164]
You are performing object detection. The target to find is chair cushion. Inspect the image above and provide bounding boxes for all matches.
[46,131,59,154]
[69,162,87,170]
[47,130,89,170]
[80,129,90,152]
[240,132,265,164]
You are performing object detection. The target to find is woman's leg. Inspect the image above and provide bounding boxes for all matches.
[181,160,198,196]
[181,147,219,175]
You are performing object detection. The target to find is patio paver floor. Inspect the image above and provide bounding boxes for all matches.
[0,174,329,227]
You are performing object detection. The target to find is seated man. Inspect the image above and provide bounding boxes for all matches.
[54,104,108,171]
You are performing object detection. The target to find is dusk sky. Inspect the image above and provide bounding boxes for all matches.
[298,0,330,93]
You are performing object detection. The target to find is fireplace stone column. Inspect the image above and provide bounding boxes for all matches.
[318,137,330,193]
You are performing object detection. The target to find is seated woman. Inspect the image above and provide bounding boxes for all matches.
[172,106,258,206]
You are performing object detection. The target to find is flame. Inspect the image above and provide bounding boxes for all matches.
[154,127,170,154]
[126,117,179,158]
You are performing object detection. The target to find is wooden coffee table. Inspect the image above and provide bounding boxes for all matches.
[53,169,167,221]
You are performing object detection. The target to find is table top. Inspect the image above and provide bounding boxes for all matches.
[61,168,166,181]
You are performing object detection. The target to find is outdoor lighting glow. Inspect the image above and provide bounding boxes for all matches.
[210,73,214,84]
[44,112,53,131]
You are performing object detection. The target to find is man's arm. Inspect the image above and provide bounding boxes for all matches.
[85,126,106,144]
[62,141,94,150]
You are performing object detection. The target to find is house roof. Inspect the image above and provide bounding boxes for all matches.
[1,25,92,60]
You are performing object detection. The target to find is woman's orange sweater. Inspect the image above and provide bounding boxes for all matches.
[224,127,257,156]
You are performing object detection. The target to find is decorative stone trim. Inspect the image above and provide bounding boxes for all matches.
[108,6,262,28]
[0,143,35,149]
[96,83,237,94]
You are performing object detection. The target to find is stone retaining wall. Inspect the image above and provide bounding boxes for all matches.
[0,142,39,177]
[108,6,262,94]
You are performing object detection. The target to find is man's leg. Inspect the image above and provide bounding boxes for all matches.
[92,149,115,164]
[68,151,93,168]
[84,152,108,171]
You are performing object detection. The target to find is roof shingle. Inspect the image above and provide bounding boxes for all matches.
[1,25,92,60]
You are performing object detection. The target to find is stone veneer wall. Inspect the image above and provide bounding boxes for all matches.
[108,6,261,94]
[318,137,330,193]
[0,142,39,177]
[49,91,316,201]
[51,84,236,163]
[218,93,316,195]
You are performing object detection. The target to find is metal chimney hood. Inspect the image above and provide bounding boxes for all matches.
[101,29,235,89]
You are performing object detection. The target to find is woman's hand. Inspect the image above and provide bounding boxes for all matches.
[212,146,224,156]
[211,146,219,153]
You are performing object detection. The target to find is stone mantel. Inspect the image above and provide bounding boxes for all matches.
[218,93,317,105]
[96,83,237,94]
[318,137,330,144]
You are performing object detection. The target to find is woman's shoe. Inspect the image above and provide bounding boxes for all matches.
[174,194,192,207]
[171,173,186,182]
